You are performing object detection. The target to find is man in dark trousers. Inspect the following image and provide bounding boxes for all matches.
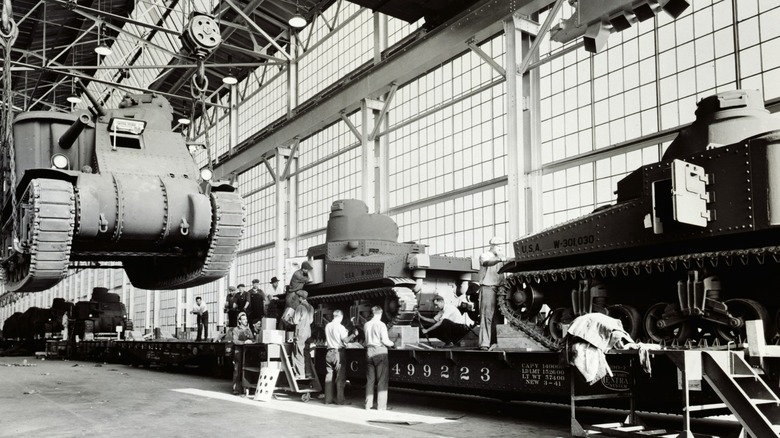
[324,309,356,405]
[190,296,209,341]
[416,295,470,347]
[363,306,395,410]
[224,285,239,328]
[234,284,251,324]
[249,280,265,332]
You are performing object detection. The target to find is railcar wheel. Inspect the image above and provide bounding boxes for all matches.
[547,307,575,340]
[715,299,769,343]
[607,304,641,340]
[643,302,693,343]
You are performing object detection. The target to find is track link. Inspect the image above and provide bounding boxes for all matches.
[308,279,418,327]
[511,246,780,284]
[496,279,561,351]
[498,245,780,350]
[1,179,76,292]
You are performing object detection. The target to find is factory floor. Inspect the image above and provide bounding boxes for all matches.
[0,356,572,438]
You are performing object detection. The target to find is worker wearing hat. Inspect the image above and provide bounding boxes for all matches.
[282,261,314,329]
[477,237,507,350]
[223,285,239,328]
[269,276,284,299]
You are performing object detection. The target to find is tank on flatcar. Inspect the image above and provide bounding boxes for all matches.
[499,90,780,346]
[1,83,243,292]
[70,287,132,341]
[291,199,477,328]
[0,298,72,341]
[2,312,22,340]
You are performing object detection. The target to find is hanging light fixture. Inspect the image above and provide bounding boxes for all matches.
[222,73,238,85]
[223,54,238,85]
[288,0,307,28]
[67,79,81,104]
[94,5,112,57]
[178,117,191,125]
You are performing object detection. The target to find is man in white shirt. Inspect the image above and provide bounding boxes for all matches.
[269,276,283,299]
[478,237,506,350]
[190,296,208,341]
[417,295,469,347]
[363,306,395,410]
[324,309,355,405]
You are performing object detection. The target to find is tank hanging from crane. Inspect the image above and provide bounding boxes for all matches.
[0,80,244,292]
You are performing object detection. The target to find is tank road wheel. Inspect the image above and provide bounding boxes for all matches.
[715,299,769,343]
[643,302,693,344]
[607,304,641,340]
[547,307,575,341]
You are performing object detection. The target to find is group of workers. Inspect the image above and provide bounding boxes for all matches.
[199,237,507,406]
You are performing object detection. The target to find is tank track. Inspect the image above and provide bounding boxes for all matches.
[308,280,418,327]
[124,190,244,289]
[509,246,780,283]
[1,179,76,292]
[498,245,780,351]
[496,279,562,351]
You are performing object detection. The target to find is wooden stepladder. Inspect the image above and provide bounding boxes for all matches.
[254,342,321,402]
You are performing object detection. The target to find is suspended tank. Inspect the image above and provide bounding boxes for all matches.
[0,80,244,292]
[498,89,780,349]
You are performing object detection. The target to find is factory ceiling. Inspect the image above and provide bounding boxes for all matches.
[2,0,483,126]
[2,0,335,120]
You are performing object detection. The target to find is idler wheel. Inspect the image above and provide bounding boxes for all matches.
[505,279,543,319]
[715,298,769,343]
[643,302,693,343]
[606,304,641,340]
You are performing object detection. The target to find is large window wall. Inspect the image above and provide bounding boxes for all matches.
[8,1,780,336]
[538,0,780,229]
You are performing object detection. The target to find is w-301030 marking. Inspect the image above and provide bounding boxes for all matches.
[553,234,594,249]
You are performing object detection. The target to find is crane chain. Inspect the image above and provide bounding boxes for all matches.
[189,59,215,175]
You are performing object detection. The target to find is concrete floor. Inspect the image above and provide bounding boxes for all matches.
[0,356,572,438]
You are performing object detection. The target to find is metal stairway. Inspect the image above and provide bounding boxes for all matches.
[701,351,780,438]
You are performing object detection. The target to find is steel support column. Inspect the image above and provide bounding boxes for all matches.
[505,17,526,241]
[287,32,300,119]
[374,13,389,213]
[275,148,289,283]
[125,274,133,327]
[505,14,542,241]
[229,84,238,157]
[153,290,160,334]
[145,290,151,333]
